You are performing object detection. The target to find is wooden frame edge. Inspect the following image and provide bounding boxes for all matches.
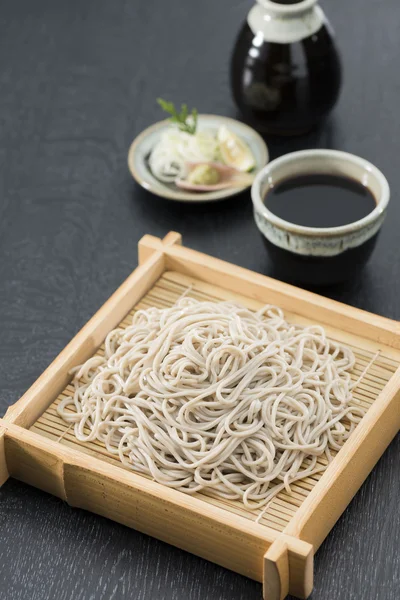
[138,232,182,264]
[263,536,313,600]
[2,415,316,598]
[2,419,280,581]
[153,241,400,350]
[2,421,278,545]
[3,232,185,431]
[284,367,400,547]
[264,539,289,600]
[3,247,166,430]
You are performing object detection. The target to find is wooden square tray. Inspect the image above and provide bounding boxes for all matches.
[1,232,399,600]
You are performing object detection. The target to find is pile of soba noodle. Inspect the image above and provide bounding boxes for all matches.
[58,298,364,509]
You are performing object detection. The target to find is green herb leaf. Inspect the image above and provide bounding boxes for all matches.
[157,98,198,134]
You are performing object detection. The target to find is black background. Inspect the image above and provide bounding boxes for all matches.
[0,0,399,599]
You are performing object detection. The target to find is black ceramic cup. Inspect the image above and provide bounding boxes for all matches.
[251,149,390,285]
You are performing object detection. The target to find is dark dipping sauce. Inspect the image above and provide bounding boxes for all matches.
[264,174,376,228]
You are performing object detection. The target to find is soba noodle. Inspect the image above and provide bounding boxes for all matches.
[57,299,364,509]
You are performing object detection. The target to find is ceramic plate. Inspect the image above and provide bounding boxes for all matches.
[128,115,269,202]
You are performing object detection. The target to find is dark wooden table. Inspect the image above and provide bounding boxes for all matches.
[0,0,399,598]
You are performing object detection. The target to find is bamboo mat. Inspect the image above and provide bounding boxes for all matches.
[31,271,399,532]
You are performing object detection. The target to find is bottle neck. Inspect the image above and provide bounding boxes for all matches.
[249,0,324,43]
[257,0,318,16]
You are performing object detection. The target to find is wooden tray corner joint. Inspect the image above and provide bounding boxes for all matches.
[1,231,399,600]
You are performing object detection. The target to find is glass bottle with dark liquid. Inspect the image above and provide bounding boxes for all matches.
[231,0,342,135]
